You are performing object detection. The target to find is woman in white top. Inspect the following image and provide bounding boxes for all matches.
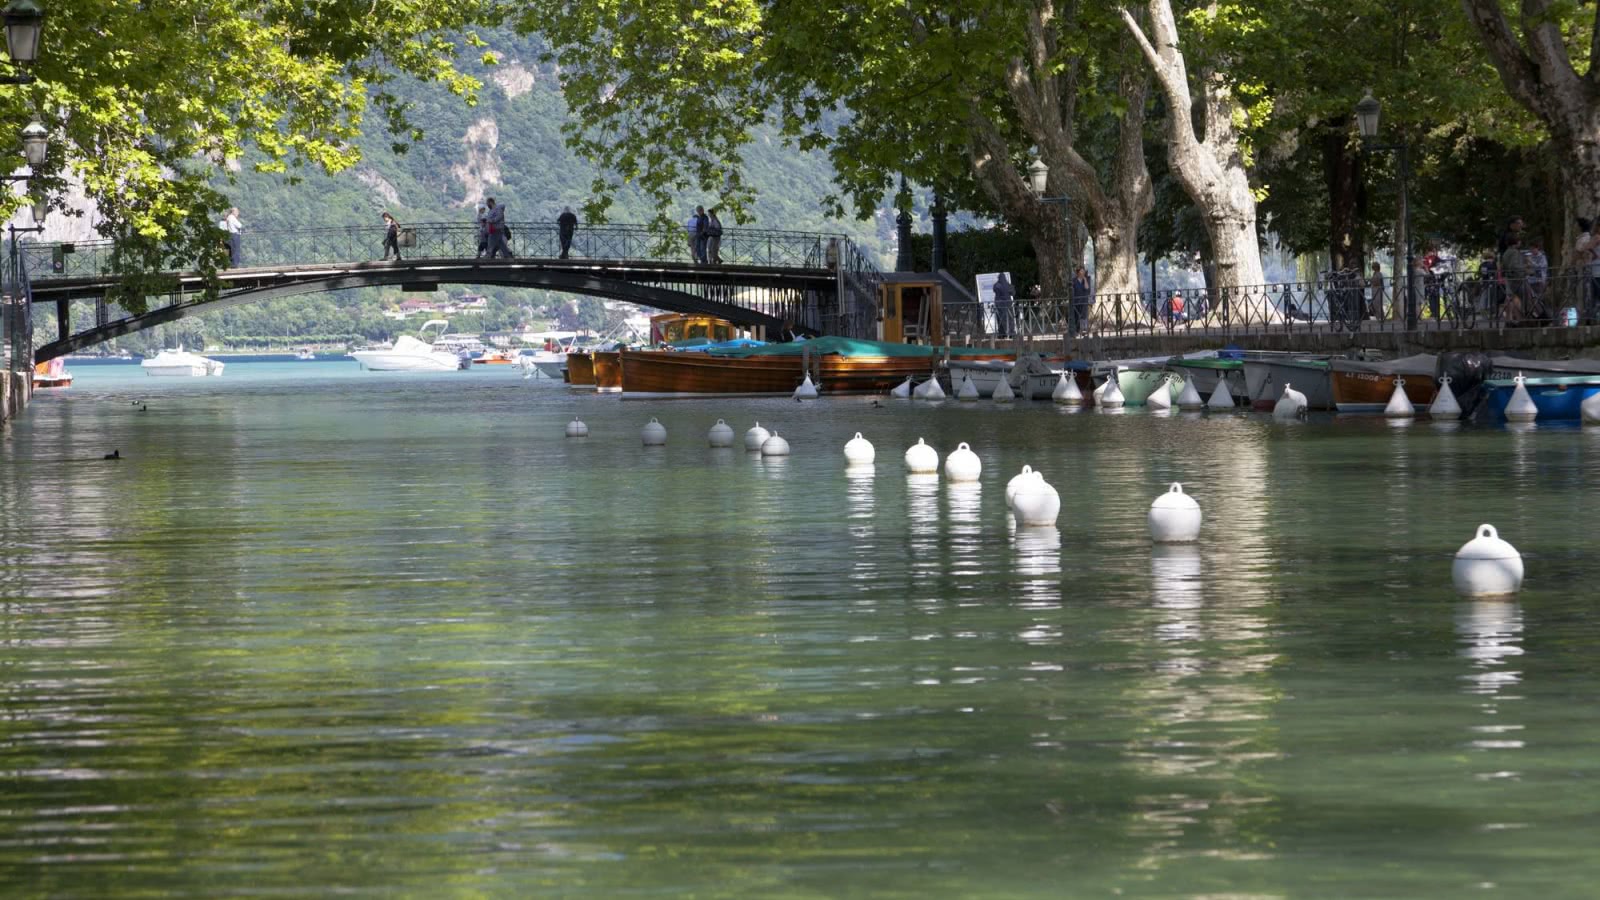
[220,207,242,267]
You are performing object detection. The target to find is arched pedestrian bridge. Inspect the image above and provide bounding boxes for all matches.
[22,222,883,361]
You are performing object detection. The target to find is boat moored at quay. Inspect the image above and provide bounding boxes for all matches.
[1329,354,1440,413]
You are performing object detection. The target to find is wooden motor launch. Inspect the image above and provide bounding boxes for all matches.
[617,337,1009,400]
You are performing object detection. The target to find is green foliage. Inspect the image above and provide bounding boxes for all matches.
[9,0,501,308]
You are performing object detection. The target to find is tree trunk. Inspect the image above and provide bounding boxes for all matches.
[1122,1,1272,320]
[1557,119,1600,266]
[1459,0,1600,268]
[1322,123,1365,273]
[1090,200,1144,326]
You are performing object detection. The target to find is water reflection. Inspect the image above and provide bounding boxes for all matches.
[1457,601,1525,754]
[945,483,983,579]
[906,474,941,576]
[1150,544,1203,619]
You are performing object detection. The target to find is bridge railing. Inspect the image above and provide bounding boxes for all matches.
[22,222,847,281]
[939,269,1600,344]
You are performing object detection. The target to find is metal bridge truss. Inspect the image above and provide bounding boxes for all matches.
[22,222,884,360]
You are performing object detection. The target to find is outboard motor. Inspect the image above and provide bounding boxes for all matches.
[1438,351,1493,419]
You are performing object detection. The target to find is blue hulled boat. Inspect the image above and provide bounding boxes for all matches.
[1482,374,1600,421]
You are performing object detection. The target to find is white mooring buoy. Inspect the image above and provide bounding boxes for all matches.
[957,372,980,401]
[843,432,875,465]
[1053,372,1084,405]
[641,417,667,446]
[1452,524,1524,597]
[1011,472,1061,527]
[992,375,1015,404]
[1505,373,1537,423]
[793,373,819,401]
[1098,371,1126,409]
[744,422,771,451]
[891,376,914,399]
[565,418,589,438]
[914,376,946,401]
[708,419,734,447]
[1273,382,1308,419]
[945,442,982,482]
[904,438,939,474]
[1583,388,1600,425]
[1148,482,1203,543]
[1383,377,1415,418]
[1147,376,1174,412]
[1005,465,1035,509]
[1430,375,1461,418]
[1207,380,1236,409]
[761,431,791,456]
[1177,378,1205,410]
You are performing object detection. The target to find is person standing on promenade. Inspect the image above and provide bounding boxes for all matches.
[1070,266,1091,335]
[381,212,402,261]
[705,208,724,264]
[484,198,512,259]
[557,206,578,259]
[1368,262,1385,320]
[220,207,243,267]
[992,272,1015,339]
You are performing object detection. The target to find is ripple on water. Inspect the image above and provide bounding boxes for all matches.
[3,369,1600,896]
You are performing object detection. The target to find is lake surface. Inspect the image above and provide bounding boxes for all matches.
[4,359,1600,897]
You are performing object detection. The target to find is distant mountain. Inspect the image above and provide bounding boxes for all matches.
[227,30,895,250]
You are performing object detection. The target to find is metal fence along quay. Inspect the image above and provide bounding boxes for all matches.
[943,269,1600,345]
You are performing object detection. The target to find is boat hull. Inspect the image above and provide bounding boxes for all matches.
[1490,356,1600,380]
[1330,364,1440,413]
[618,350,968,399]
[1168,360,1247,400]
[1116,367,1184,406]
[946,360,1066,400]
[566,352,596,389]
[620,351,803,398]
[592,351,623,392]
[348,352,455,372]
[533,361,566,379]
[1244,359,1332,410]
[1484,376,1600,421]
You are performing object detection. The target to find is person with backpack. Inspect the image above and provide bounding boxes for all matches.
[705,208,724,264]
[381,211,402,261]
[484,198,512,259]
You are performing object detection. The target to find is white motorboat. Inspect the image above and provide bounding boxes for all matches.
[350,335,463,372]
[945,354,1064,400]
[142,347,224,377]
[519,330,580,379]
[295,347,316,360]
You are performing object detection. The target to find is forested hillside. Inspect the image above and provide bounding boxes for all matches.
[110,29,895,353]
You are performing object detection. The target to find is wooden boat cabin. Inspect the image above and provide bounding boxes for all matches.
[650,313,742,345]
[877,274,948,345]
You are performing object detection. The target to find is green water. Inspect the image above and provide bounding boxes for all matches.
[4,361,1600,898]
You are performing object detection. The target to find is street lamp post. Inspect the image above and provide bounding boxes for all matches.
[0,0,43,84]
[1027,154,1073,328]
[1355,90,1416,330]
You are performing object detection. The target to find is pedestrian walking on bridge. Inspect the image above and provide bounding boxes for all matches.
[220,207,243,267]
[557,206,578,259]
[484,198,513,259]
[705,208,724,264]
[381,212,402,261]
